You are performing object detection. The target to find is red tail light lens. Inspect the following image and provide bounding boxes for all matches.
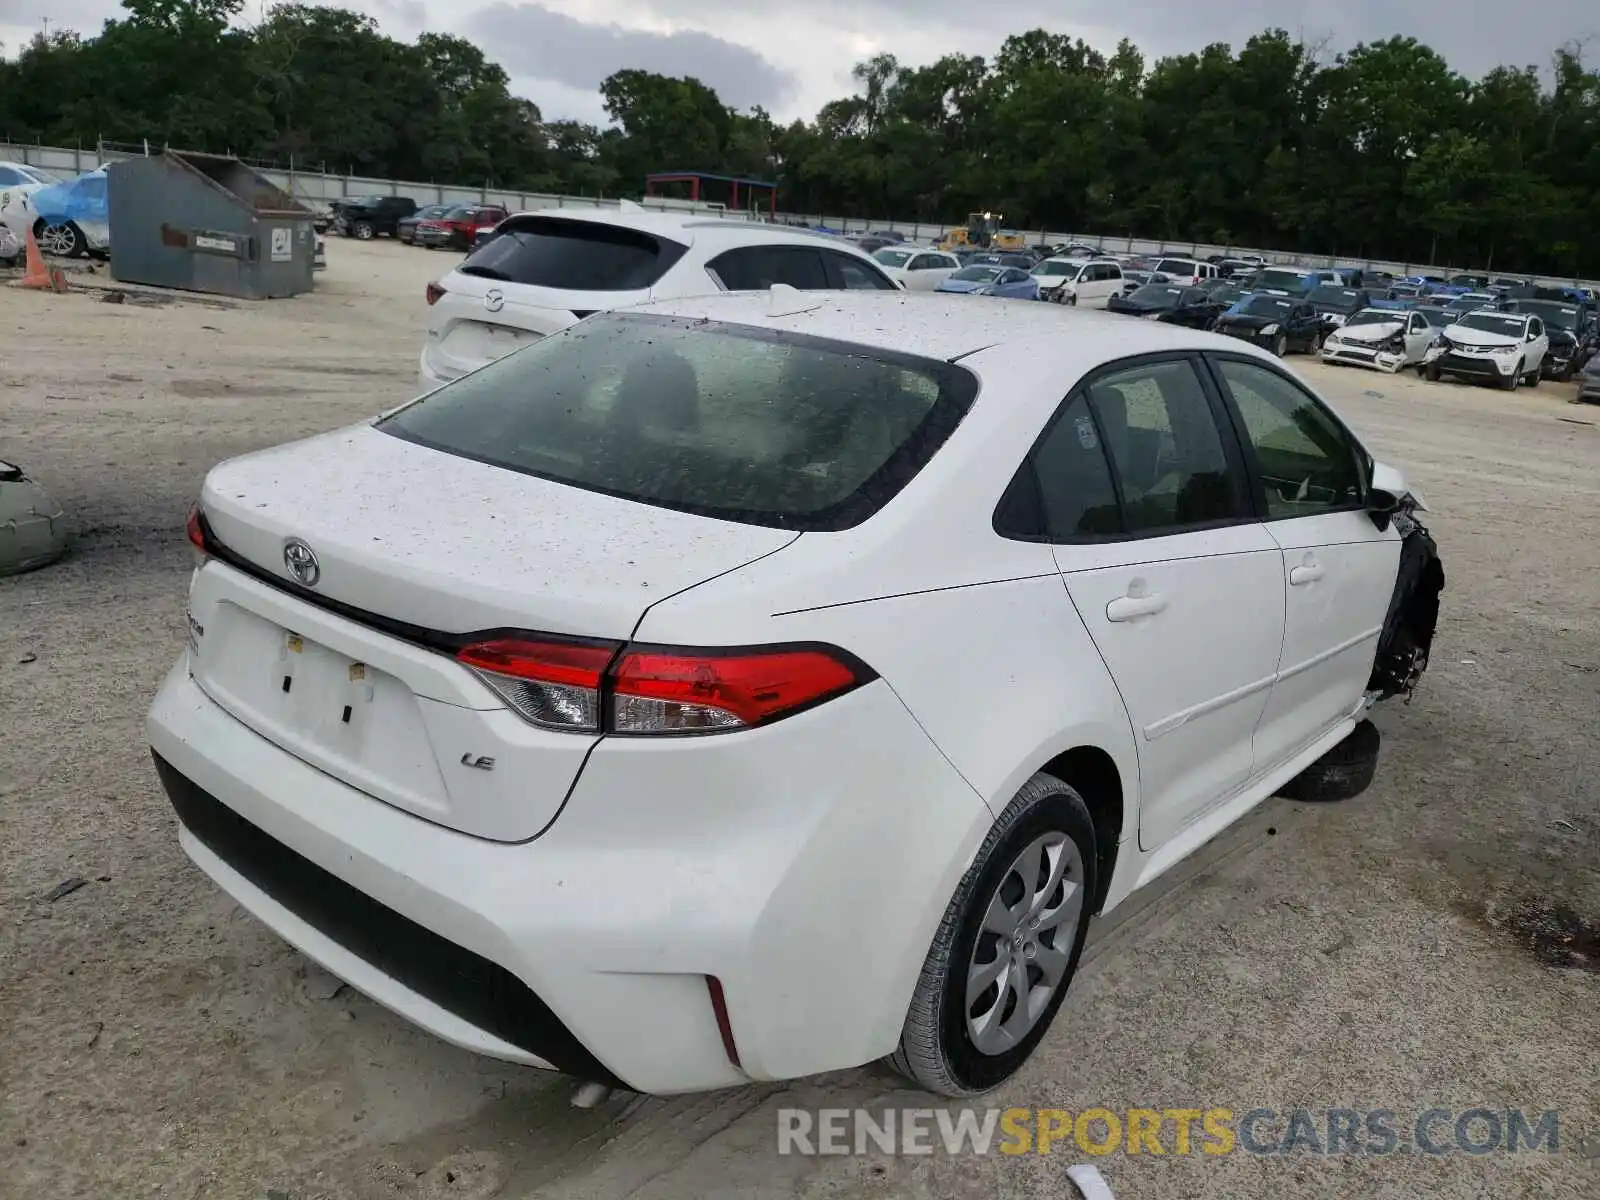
[186,505,207,553]
[457,637,872,735]
[610,645,864,733]
[425,280,446,306]
[457,637,619,732]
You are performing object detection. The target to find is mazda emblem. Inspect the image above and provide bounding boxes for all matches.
[484,289,505,313]
[283,538,321,587]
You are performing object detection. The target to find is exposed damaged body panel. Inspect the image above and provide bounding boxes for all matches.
[1368,504,1444,700]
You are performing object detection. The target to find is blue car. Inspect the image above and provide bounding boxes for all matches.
[935,264,1039,300]
[27,167,109,257]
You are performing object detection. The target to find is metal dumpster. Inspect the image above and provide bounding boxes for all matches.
[107,151,317,299]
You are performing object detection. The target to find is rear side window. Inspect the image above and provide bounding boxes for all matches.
[456,217,687,291]
[995,395,1121,538]
[825,252,898,290]
[708,245,830,290]
[379,314,979,530]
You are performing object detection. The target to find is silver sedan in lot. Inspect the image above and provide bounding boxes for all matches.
[1579,352,1600,403]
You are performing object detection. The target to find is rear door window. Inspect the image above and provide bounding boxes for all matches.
[379,313,979,530]
[1085,359,1246,534]
[456,217,688,290]
[708,245,831,290]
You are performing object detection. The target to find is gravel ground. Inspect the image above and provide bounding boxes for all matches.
[1,241,1596,1200]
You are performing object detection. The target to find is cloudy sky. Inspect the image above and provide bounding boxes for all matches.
[3,0,1596,126]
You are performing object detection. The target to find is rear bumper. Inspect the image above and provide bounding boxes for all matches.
[148,659,989,1093]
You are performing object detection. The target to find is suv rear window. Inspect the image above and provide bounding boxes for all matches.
[456,217,687,291]
[379,314,980,530]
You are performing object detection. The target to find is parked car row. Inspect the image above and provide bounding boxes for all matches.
[328,195,510,251]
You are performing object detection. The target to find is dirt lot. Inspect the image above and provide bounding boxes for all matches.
[2,241,1596,1200]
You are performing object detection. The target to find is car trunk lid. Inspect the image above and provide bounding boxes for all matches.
[192,424,795,840]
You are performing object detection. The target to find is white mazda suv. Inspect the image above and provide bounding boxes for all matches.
[419,206,900,388]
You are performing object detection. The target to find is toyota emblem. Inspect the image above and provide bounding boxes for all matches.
[483,289,505,313]
[283,538,321,587]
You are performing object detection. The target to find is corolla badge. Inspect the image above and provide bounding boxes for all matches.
[283,538,321,587]
[484,289,505,313]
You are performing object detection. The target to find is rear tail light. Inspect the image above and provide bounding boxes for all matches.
[611,646,861,732]
[457,637,617,732]
[455,637,872,735]
[425,280,446,306]
[186,505,209,560]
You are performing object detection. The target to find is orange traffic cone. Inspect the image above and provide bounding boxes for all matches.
[12,228,68,292]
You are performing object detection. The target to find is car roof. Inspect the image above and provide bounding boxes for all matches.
[624,291,1261,364]
[502,206,864,252]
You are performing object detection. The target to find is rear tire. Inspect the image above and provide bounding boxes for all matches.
[1277,720,1381,803]
[889,774,1097,1097]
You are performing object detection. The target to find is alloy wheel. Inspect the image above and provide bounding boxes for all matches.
[38,224,77,256]
[965,832,1085,1056]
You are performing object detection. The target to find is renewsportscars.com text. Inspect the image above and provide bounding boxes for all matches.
[776,1107,1562,1157]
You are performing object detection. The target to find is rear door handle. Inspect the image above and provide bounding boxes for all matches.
[1106,594,1168,622]
[1289,564,1324,586]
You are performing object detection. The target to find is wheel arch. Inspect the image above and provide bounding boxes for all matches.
[1034,744,1125,915]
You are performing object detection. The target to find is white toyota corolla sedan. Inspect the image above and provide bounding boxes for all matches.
[149,291,1444,1098]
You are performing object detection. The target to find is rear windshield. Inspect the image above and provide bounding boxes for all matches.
[1255,269,1312,292]
[874,249,914,267]
[456,217,687,291]
[1242,296,1294,316]
[1155,259,1197,274]
[1512,301,1579,329]
[1308,285,1360,306]
[378,314,980,530]
[952,266,1002,282]
[1128,285,1185,307]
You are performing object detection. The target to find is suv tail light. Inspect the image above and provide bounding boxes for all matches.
[425,280,446,306]
[455,637,872,735]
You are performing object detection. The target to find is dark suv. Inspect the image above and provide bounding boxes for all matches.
[330,196,419,240]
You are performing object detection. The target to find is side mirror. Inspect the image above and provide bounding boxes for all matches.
[1367,487,1401,532]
